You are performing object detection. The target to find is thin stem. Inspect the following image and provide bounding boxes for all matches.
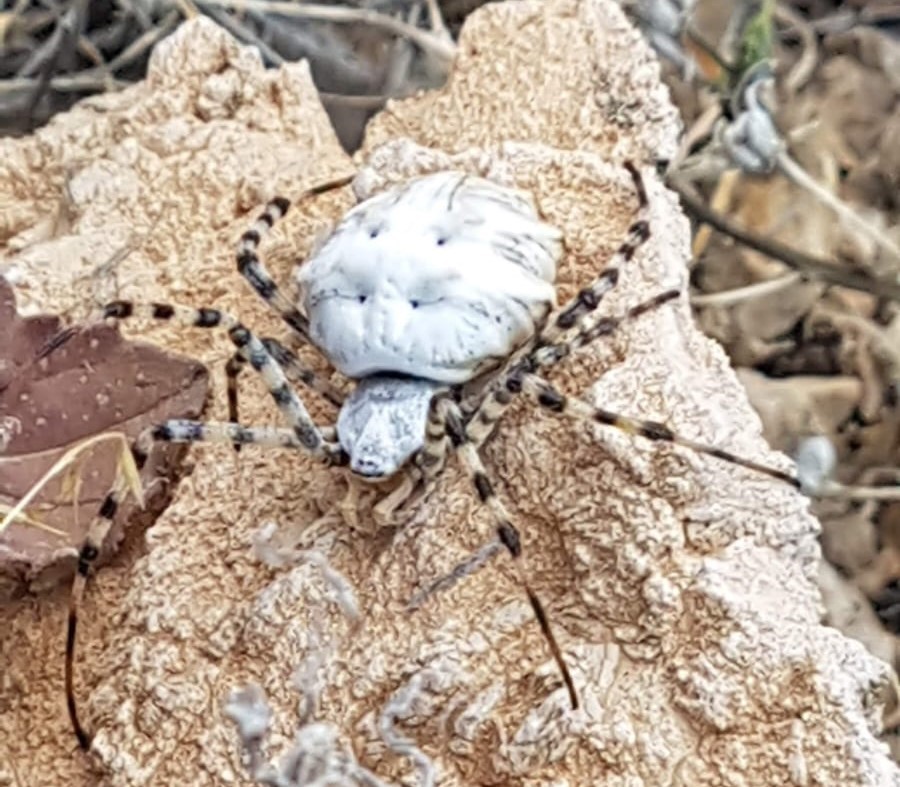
[777,151,900,266]
[817,481,900,502]
[691,271,804,307]
[668,177,900,302]
[193,0,457,64]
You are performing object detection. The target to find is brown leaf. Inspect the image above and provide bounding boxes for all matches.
[0,277,209,598]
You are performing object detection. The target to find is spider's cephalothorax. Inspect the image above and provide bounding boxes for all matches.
[61,166,801,750]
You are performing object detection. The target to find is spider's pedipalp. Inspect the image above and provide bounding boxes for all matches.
[101,301,337,461]
[517,372,801,488]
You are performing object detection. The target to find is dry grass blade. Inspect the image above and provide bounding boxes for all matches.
[0,432,144,537]
[0,503,66,536]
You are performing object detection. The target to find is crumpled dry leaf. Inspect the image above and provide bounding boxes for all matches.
[0,276,209,598]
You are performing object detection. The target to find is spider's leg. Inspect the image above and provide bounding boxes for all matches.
[66,437,149,750]
[225,350,246,424]
[541,161,651,341]
[515,371,801,488]
[65,420,338,750]
[435,398,579,710]
[225,337,344,437]
[370,396,454,525]
[236,176,354,340]
[418,396,452,481]
[100,302,341,463]
[532,288,680,370]
[466,289,680,448]
[261,337,345,408]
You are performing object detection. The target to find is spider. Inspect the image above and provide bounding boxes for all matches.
[62,163,801,751]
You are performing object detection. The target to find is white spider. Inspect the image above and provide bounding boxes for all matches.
[60,164,800,751]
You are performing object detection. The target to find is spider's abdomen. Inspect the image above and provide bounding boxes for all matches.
[296,172,562,384]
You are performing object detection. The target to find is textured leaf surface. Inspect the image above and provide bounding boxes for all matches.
[0,277,208,597]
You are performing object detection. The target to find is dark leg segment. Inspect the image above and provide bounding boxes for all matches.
[236,176,354,341]
[66,418,345,749]
[515,372,801,488]
[100,301,338,462]
[436,397,580,710]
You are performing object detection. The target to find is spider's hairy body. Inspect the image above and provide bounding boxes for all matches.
[304,172,563,479]
[61,162,801,752]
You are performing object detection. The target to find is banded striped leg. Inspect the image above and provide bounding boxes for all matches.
[236,175,354,340]
[410,294,683,596]
[542,161,651,340]
[514,372,801,489]
[465,289,680,447]
[370,397,452,525]
[66,421,328,749]
[101,301,341,463]
[419,397,579,710]
[226,337,344,428]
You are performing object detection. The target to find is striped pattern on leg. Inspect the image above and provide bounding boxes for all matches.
[462,163,654,448]
[261,338,345,408]
[541,161,651,340]
[66,429,155,750]
[66,415,347,749]
[531,288,680,370]
[151,419,339,452]
[416,396,451,481]
[225,338,344,438]
[465,289,680,448]
[101,301,338,463]
[515,372,802,489]
[236,176,354,340]
[237,197,311,340]
[439,398,579,710]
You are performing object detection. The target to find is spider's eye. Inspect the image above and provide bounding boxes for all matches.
[436,237,447,246]
[358,295,367,304]
[410,300,420,309]
[369,228,380,239]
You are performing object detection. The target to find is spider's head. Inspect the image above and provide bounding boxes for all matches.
[337,375,442,480]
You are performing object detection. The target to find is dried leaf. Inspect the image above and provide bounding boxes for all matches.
[0,277,209,598]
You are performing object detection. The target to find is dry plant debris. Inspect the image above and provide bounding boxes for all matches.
[633,0,900,736]
[0,0,468,149]
[0,276,208,599]
[0,0,899,785]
